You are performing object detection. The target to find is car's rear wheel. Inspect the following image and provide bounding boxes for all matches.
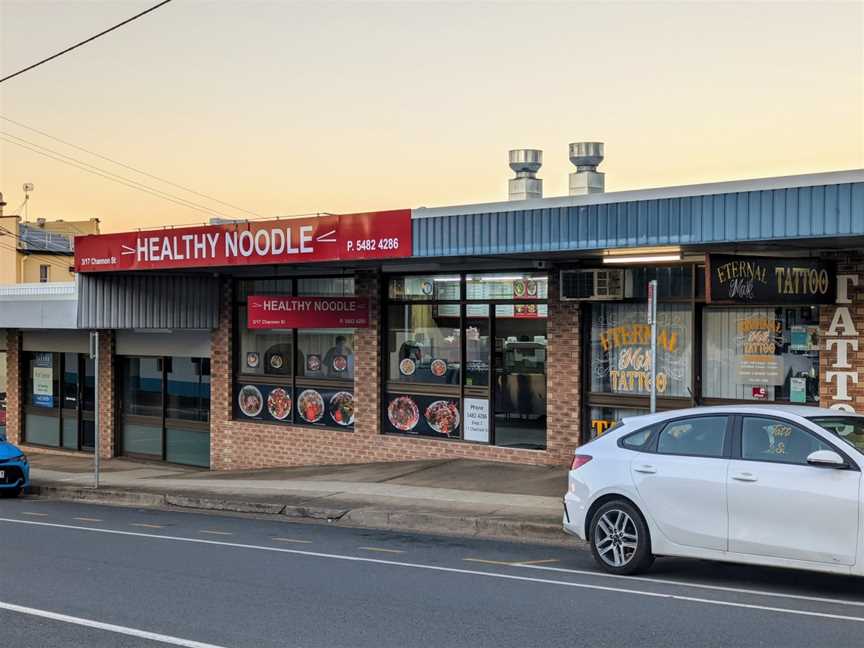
[589,500,654,575]
[0,487,21,499]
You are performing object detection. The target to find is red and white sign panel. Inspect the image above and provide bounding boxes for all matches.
[74,209,412,273]
[247,296,369,329]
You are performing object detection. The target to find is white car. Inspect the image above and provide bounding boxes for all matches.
[563,405,864,576]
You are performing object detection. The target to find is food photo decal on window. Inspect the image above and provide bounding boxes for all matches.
[235,383,355,428]
[385,394,461,438]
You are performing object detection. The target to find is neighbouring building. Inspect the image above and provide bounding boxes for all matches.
[0,161,861,470]
[0,213,100,284]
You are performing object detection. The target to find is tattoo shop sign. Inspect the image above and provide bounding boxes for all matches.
[825,274,860,412]
[707,255,836,304]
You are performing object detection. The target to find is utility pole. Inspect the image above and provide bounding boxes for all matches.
[648,280,658,413]
[90,331,100,488]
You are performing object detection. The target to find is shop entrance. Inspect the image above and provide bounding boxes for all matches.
[23,352,96,452]
[493,311,548,449]
[118,356,211,467]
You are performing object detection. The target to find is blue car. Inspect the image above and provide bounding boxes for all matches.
[0,431,29,498]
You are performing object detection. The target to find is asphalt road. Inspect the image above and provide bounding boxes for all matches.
[2,498,864,648]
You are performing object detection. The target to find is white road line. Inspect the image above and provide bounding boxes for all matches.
[516,564,864,609]
[1,517,863,625]
[0,600,227,648]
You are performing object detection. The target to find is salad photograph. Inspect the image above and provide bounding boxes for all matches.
[329,391,355,426]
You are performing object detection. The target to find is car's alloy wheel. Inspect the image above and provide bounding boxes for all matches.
[589,500,654,575]
[594,509,638,567]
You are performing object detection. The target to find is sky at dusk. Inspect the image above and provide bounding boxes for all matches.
[0,1,862,232]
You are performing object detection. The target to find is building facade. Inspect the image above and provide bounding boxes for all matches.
[1,170,862,470]
[0,215,100,284]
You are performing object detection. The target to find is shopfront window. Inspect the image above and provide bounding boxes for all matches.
[233,277,357,430]
[388,274,459,301]
[702,307,819,403]
[297,331,355,380]
[385,272,548,448]
[387,304,460,385]
[590,303,693,398]
[466,273,548,300]
[588,406,651,440]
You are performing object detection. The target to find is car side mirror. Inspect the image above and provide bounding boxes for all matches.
[806,450,846,468]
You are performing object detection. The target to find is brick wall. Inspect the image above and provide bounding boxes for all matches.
[97,331,115,458]
[210,271,580,471]
[5,330,21,444]
[820,257,864,412]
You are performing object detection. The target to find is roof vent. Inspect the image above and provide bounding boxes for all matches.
[508,149,543,200]
[569,142,605,195]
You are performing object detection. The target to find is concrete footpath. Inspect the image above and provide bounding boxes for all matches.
[24,452,580,546]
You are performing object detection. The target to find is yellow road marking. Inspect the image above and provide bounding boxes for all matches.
[130,523,163,529]
[21,512,48,517]
[272,537,312,544]
[359,546,404,554]
[463,558,513,566]
[73,517,102,523]
[199,530,233,536]
[464,557,559,566]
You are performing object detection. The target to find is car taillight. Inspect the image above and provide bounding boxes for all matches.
[570,454,592,470]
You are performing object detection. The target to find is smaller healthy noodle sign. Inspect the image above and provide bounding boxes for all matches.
[247,296,369,329]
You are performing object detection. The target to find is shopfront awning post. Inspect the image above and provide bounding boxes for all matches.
[89,331,100,489]
[648,280,657,414]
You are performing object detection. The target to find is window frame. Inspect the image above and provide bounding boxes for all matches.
[732,414,859,470]
[232,275,356,431]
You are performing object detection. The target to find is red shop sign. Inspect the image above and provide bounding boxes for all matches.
[74,209,412,273]
[247,296,369,329]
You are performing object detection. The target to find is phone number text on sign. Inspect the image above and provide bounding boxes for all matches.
[347,238,401,253]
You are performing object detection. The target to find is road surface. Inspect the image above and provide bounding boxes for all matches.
[2,498,863,647]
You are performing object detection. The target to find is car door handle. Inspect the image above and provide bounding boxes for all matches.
[732,472,758,482]
[633,465,657,474]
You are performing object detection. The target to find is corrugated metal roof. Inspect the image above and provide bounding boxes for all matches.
[412,178,864,257]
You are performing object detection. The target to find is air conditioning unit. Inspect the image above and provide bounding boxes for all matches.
[560,269,627,300]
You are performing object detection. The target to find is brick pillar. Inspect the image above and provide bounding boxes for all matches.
[5,330,22,445]
[546,273,581,464]
[354,271,381,437]
[821,258,864,412]
[97,330,115,459]
[210,279,233,470]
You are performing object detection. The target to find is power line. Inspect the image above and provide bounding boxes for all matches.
[0,115,263,219]
[0,0,174,84]
[1,134,230,219]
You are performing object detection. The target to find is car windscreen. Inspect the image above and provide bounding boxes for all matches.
[808,417,864,455]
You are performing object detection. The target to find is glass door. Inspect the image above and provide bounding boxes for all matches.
[119,357,164,458]
[493,306,548,449]
[80,356,96,451]
[463,304,491,443]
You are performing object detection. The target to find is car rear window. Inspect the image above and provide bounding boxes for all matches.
[620,426,655,450]
[808,417,864,455]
